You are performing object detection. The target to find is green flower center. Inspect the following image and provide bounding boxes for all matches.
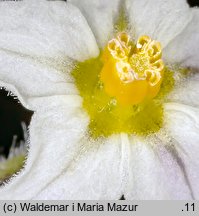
[71,46,174,138]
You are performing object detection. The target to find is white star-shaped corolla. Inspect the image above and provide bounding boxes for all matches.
[0,0,199,200]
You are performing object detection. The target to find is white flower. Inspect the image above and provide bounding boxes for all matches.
[0,0,199,200]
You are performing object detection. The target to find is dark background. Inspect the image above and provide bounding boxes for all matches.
[187,0,199,6]
[0,0,198,158]
[0,89,33,157]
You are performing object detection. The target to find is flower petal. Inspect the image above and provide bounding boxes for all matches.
[126,0,192,47]
[0,0,99,108]
[69,0,120,48]
[124,136,192,199]
[1,132,125,199]
[0,0,98,61]
[164,9,199,69]
[0,51,78,109]
[167,73,199,108]
[33,134,127,200]
[164,102,199,199]
[0,95,89,199]
[0,97,128,200]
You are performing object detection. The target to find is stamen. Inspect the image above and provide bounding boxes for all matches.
[100,34,164,105]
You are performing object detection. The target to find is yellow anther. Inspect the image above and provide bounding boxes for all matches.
[145,70,161,86]
[107,32,132,61]
[116,61,135,83]
[151,59,164,71]
[100,34,164,105]
[136,35,151,52]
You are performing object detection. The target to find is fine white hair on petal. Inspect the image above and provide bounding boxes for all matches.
[124,136,192,200]
[69,0,121,48]
[28,95,83,112]
[0,0,99,61]
[0,84,28,110]
[33,134,127,200]
[125,0,192,47]
[167,73,199,108]
[164,102,199,199]
[0,95,89,200]
[164,9,199,69]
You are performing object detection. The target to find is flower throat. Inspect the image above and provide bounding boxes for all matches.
[71,33,174,138]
